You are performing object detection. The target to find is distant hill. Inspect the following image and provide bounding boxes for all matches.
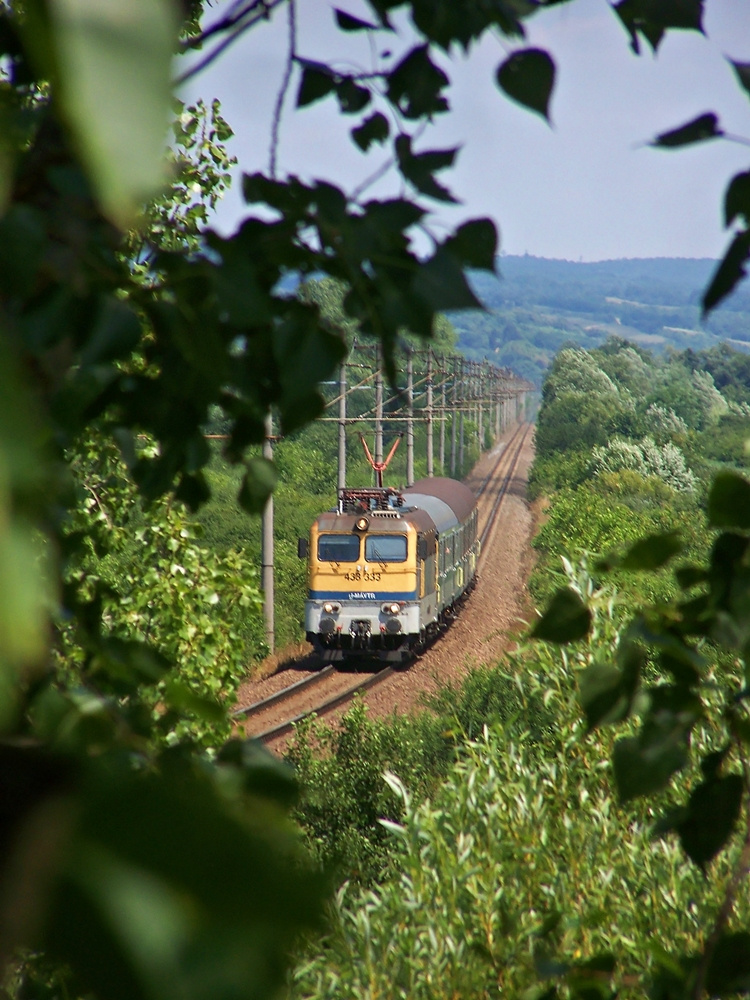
[450,256,750,387]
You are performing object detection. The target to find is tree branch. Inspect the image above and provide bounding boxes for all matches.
[691,755,750,999]
[269,0,296,178]
[180,0,272,52]
[174,0,288,86]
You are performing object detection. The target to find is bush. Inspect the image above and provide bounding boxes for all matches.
[592,436,697,493]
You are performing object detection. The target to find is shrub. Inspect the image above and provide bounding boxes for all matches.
[592,436,696,493]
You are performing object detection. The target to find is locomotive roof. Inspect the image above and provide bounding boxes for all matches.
[315,508,435,533]
[314,477,475,537]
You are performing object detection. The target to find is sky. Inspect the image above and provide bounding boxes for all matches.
[180,0,750,263]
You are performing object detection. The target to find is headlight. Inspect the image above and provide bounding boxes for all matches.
[323,602,340,614]
[381,602,401,615]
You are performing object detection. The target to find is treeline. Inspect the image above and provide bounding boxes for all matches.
[450,255,750,387]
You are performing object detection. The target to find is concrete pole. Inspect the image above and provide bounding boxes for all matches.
[450,357,458,478]
[439,356,446,472]
[426,349,434,478]
[375,345,383,471]
[337,361,347,494]
[261,411,275,654]
[478,364,484,452]
[459,409,465,476]
[406,351,414,486]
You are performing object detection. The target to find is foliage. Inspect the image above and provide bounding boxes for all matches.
[529,336,750,993]
[529,476,750,995]
[292,672,737,1000]
[644,403,689,443]
[452,257,750,388]
[59,433,265,744]
[286,665,556,886]
[592,436,697,494]
[5,738,325,1000]
[1,2,750,1000]
[126,97,237,265]
[299,277,459,355]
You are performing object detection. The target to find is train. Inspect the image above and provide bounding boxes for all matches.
[300,477,479,663]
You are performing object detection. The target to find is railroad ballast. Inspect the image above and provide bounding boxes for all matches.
[300,477,478,663]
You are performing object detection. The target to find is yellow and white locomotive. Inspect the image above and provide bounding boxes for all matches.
[301,477,478,663]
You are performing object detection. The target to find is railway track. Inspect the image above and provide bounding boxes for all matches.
[235,421,533,744]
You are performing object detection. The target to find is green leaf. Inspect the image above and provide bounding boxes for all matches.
[80,300,142,366]
[651,112,722,148]
[707,470,750,529]
[335,77,371,114]
[612,734,684,802]
[0,205,46,298]
[386,45,450,119]
[613,685,700,802]
[496,48,555,122]
[724,170,750,227]
[351,112,390,151]
[23,0,178,228]
[617,530,683,571]
[408,0,531,50]
[239,457,278,515]
[0,91,14,216]
[395,134,458,202]
[174,471,211,512]
[335,8,378,31]
[703,229,750,315]
[567,952,616,999]
[0,341,52,725]
[706,932,750,995]
[674,565,707,589]
[44,758,325,1000]
[296,61,337,108]
[730,59,750,101]
[207,229,275,326]
[579,663,631,730]
[628,615,705,683]
[676,772,743,868]
[93,638,171,689]
[163,681,226,723]
[614,0,704,54]
[531,587,592,643]
[412,247,483,311]
[271,300,346,432]
[217,739,299,808]
[444,218,498,270]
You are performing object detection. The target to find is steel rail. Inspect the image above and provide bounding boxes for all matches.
[255,666,395,742]
[231,664,335,719]
[478,422,531,567]
[472,421,525,501]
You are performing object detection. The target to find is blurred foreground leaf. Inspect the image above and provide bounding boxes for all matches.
[22,0,178,228]
[531,587,591,643]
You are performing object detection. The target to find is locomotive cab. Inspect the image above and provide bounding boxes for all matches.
[303,480,476,664]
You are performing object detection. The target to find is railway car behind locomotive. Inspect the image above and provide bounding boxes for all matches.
[301,477,478,663]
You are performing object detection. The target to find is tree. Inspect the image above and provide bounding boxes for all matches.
[1,2,749,999]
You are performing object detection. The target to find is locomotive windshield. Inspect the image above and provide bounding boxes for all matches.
[318,533,360,562]
[365,534,407,563]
